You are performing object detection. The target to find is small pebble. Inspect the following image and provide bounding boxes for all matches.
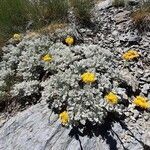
[144,115,149,121]
[125,112,130,117]
[133,110,139,119]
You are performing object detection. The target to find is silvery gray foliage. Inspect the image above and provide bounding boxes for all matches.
[0,32,149,125]
[2,45,21,69]
[16,35,54,80]
[0,35,55,98]
[0,61,15,97]
[0,33,128,124]
[11,80,40,97]
[14,35,78,80]
[0,81,6,88]
[0,66,14,81]
[41,44,125,125]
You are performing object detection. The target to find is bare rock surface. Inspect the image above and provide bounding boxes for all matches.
[0,101,106,150]
[97,0,112,10]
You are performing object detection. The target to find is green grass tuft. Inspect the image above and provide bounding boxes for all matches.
[0,0,95,47]
[0,0,69,43]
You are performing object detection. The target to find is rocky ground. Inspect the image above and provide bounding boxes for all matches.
[0,0,150,150]
[0,99,149,150]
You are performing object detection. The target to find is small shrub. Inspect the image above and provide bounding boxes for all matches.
[131,1,150,32]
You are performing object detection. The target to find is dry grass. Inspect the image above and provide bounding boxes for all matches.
[0,37,5,49]
[22,23,67,41]
[112,0,125,7]
[0,0,69,48]
[0,37,6,60]
[0,0,96,47]
[70,0,94,26]
[131,2,150,32]
[39,22,67,34]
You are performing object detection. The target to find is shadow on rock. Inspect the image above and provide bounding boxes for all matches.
[69,111,150,150]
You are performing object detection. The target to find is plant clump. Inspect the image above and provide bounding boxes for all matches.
[0,32,149,126]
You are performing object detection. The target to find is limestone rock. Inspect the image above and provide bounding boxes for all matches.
[0,101,106,150]
[114,11,130,24]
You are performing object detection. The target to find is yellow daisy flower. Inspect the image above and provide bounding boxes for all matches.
[81,72,96,84]
[122,50,139,60]
[42,54,52,62]
[65,36,74,46]
[13,33,21,41]
[105,92,118,104]
[133,96,150,109]
[59,111,69,125]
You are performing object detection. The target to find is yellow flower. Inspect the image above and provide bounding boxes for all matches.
[13,33,21,41]
[122,50,139,60]
[65,36,74,46]
[105,92,118,104]
[42,54,52,62]
[133,96,150,109]
[81,72,96,84]
[59,111,69,125]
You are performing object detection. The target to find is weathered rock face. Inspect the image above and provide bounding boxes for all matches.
[0,101,106,150]
[0,99,150,150]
